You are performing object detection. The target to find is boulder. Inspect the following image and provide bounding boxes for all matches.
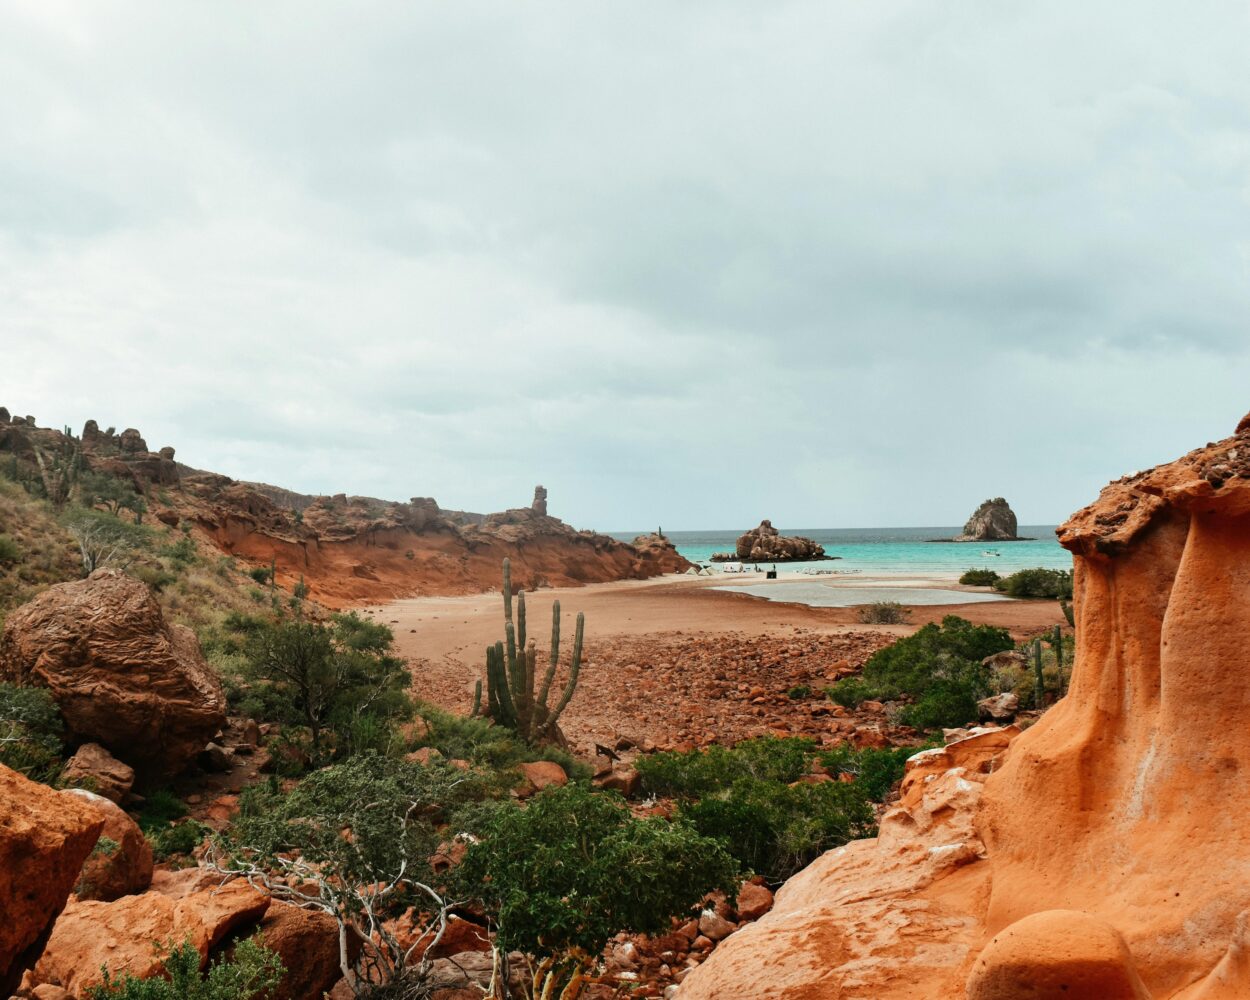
[29,881,269,995]
[976,692,1019,722]
[966,910,1152,999]
[0,570,227,779]
[60,743,134,804]
[713,520,827,563]
[64,789,153,902]
[0,766,105,995]
[955,498,1021,541]
[515,760,568,798]
[735,882,775,922]
[532,485,548,516]
[248,902,345,1000]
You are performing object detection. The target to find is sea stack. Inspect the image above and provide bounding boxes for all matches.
[711,520,827,562]
[955,498,1021,541]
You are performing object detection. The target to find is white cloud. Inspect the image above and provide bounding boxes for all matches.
[1,0,1248,529]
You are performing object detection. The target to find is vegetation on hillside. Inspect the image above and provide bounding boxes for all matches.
[86,938,283,1000]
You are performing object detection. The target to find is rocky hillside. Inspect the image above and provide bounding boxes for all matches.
[679,410,1250,999]
[0,409,691,605]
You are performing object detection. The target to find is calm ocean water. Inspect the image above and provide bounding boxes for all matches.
[610,526,1070,577]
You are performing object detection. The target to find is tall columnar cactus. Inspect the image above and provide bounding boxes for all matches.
[471,558,585,744]
[1033,638,1045,709]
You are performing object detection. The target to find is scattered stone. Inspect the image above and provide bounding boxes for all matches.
[61,743,134,804]
[515,760,568,798]
[977,692,1019,722]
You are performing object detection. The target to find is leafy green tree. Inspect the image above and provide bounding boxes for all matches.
[242,612,411,755]
[456,783,739,997]
[62,508,150,573]
[86,937,282,1000]
[80,471,141,516]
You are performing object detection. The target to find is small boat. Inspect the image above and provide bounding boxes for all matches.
[982,549,1001,557]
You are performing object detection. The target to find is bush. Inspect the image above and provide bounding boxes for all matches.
[410,704,591,779]
[0,533,20,565]
[959,568,1000,586]
[635,737,875,880]
[993,567,1073,599]
[825,616,1012,729]
[159,535,199,569]
[247,566,272,585]
[787,684,811,699]
[0,683,65,783]
[86,937,282,1000]
[819,743,933,802]
[857,601,909,624]
[457,784,739,975]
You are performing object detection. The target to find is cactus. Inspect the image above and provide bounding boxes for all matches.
[1059,599,1074,628]
[472,558,585,743]
[1033,638,1045,708]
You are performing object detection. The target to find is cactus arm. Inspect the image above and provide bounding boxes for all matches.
[503,558,513,624]
[540,612,584,739]
[537,600,561,710]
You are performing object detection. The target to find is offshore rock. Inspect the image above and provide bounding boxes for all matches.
[0,570,226,780]
[955,498,1021,541]
[711,520,827,562]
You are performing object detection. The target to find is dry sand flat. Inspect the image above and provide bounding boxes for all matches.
[367,573,1065,748]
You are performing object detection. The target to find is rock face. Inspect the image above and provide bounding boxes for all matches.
[956,497,1020,541]
[60,743,135,804]
[0,570,227,780]
[0,765,105,996]
[679,412,1250,999]
[64,789,153,902]
[711,521,827,562]
[532,484,548,516]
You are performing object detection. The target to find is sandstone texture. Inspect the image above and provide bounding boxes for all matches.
[60,743,135,804]
[955,497,1021,541]
[29,880,270,995]
[0,766,105,996]
[679,412,1250,999]
[710,520,827,562]
[0,570,227,779]
[249,901,346,1000]
[64,789,153,902]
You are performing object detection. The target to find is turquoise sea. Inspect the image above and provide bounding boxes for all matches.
[611,526,1071,577]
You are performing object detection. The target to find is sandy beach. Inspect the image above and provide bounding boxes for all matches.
[366,571,1066,751]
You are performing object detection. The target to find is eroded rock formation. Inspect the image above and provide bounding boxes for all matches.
[956,497,1021,541]
[0,570,226,780]
[0,765,105,996]
[711,520,827,562]
[680,412,1250,999]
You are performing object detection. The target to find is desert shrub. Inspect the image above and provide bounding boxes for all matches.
[636,737,873,880]
[857,601,909,624]
[825,616,1012,729]
[787,684,811,699]
[0,683,65,783]
[62,507,151,574]
[86,937,283,1000]
[0,533,20,565]
[138,789,189,830]
[241,612,412,758]
[959,568,1000,586]
[819,743,934,802]
[152,820,209,861]
[217,753,497,992]
[247,566,272,585]
[993,567,1073,599]
[636,737,816,798]
[457,783,738,987]
[132,564,178,592]
[159,535,199,569]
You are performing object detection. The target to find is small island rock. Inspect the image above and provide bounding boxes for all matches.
[956,498,1021,541]
[711,520,828,562]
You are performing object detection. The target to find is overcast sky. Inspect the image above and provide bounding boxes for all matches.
[2,2,1248,531]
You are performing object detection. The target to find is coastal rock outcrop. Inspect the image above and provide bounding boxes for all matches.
[0,570,227,780]
[0,765,105,996]
[711,520,827,562]
[679,412,1250,999]
[955,497,1021,541]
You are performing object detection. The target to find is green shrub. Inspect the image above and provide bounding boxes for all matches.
[151,820,208,861]
[86,937,282,1000]
[0,534,20,565]
[247,566,272,586]
[0,683,65,783]
[819,743,933,802]
[825,616,1012,728]
[457,784,738,966]
[857,601,909,624]
[137,789,189,831]
[410,704,590,779]
[132,565,178,592]
[787,684,811,699]
[993,567,1073,599]
[959,568,1000,586]
[636,737,816,798]
[159,535,199,569]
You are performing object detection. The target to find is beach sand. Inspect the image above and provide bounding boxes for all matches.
[367,572,1065,751]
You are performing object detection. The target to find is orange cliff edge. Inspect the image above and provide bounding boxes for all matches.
[678,410,1250,1000]
[0,411,693,606]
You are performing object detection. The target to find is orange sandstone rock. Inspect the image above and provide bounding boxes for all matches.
[65,789,153,902]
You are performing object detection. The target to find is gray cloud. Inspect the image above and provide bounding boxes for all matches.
[1,0,1248,530]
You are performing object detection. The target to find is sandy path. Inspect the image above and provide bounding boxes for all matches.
[364,574,1066,739]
